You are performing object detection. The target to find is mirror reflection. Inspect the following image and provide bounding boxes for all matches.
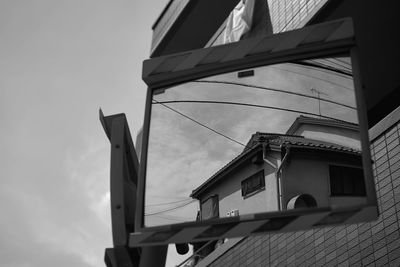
[145,55,365,227]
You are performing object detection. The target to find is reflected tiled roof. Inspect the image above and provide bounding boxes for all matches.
[191,132,361,199]
[251,132,361,154]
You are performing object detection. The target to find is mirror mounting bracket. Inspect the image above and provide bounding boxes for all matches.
[100,109,167,267]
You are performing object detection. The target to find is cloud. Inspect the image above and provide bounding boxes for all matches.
[0,184,106,267]
[0,241,92,267]
[0,129,112,267]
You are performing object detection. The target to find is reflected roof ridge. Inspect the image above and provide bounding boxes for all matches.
[286,115,359,135]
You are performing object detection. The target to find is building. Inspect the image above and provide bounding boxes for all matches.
[189,116,366,264]
[149,0,400,266]
[150,0,331,56]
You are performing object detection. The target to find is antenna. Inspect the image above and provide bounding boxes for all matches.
[310,88,328,116]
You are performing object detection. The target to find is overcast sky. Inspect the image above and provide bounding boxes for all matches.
[0,1,175,266]
[0,2,359,266]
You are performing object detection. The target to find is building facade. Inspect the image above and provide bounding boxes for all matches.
[207,0,330,46]
[148,0,400,266]
[202,108,400,267]
[267,0,329,33]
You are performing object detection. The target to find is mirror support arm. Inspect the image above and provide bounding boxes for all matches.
[100,109,167,267]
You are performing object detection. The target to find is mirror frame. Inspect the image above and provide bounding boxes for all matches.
[131,17,378,247]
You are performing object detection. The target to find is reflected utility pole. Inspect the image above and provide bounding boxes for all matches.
[310,88,328,116]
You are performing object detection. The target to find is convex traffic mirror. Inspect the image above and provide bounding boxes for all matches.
[132,18,378,247]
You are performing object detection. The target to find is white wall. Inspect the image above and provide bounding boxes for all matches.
[199,153,280,218]
[294,124,361,150]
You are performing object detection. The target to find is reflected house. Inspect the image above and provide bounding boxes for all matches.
[191,115,366,221]
[189,115,366,263]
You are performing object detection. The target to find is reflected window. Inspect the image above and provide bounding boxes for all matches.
[329,165,366,196]
[241,170,265,197]
[201,195,219,220]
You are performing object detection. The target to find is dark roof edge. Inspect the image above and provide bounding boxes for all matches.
[283,142,361,155]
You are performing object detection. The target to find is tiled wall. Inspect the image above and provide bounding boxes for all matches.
[207,0,328,48]
[208,120,400,266]
[267,0,328,33]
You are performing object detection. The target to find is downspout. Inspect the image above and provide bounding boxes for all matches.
[276,146,291,211]
[277,146,290,173]
[262,144,284,211]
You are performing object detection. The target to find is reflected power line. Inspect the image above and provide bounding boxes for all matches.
[193,80,355,109]
[153,100,354,123]
[294,60,353,76]
[273,65,353,91]
[146,198,194,207]
[153,98,355,152]
[153,99,250,149]
[153,214,193,221]
[145,200,197,216]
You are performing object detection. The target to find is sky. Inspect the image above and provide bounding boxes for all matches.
[0,0,176,266]
[145,58,357,229]
[0,2,359,266]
